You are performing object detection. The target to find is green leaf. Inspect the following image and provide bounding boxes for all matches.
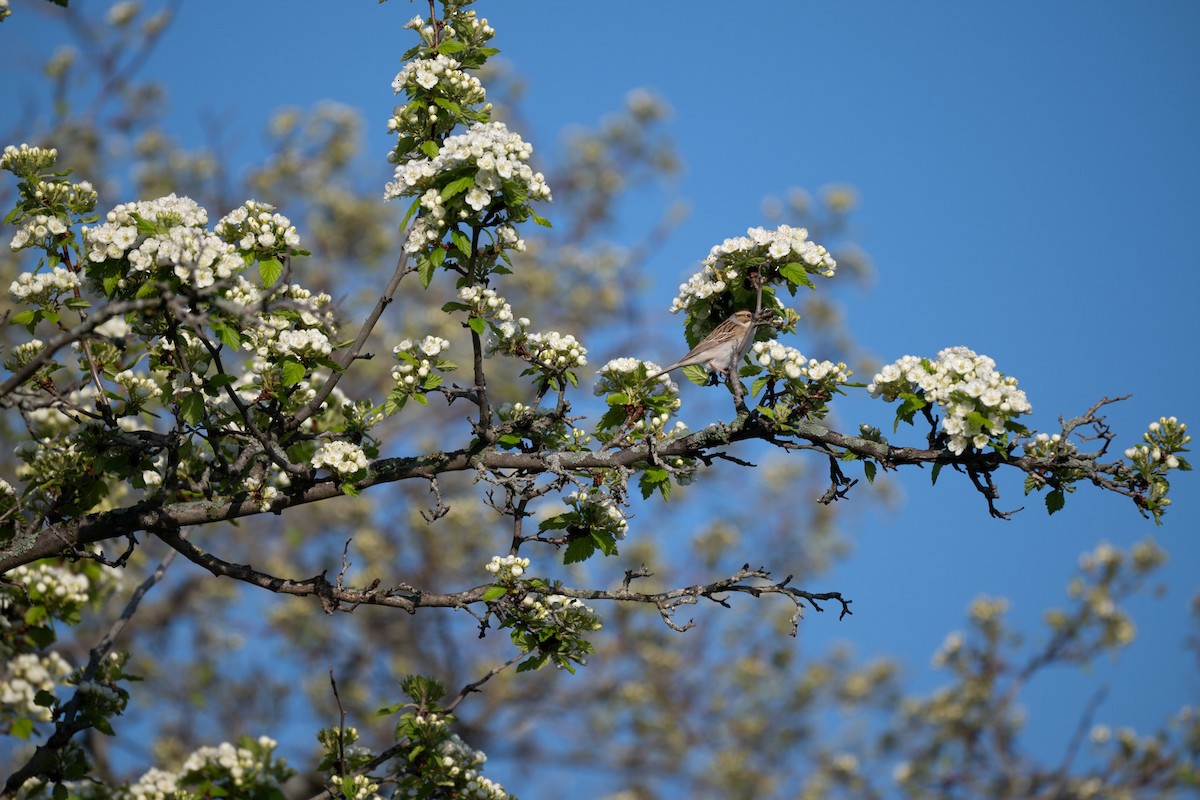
[134,279,159,299]
[63,296,91,310]
[591,530,619,557]
[436,39,467,54]
[418,255,436,288]
[449,228,472,254]
[606,392,630,406]
[429,246,446,267]
[680,364,711,385]
[1046,488,1065,515]
[433,96,465,116]
[779,262,816,290]
[10,717,34,740]
[563,536,596,564]
[259,257,284,286]
[531,210,553,228]
[34,690,57,708]
[399,197,421,231]
[420,140,440,159]
[211,322,242,350]
[468,316,486,335]
[931,462,943,486]
[27,626,55,649]
[441,301,470,313]
[516,655,546,673]
[179,392,206,424]
[481,585,508,601]
[281,360,307,386]
[10,308,37,327]
[383,390,409,416]
[597,406,627,431]
[538,514,573,531]
[441,174,476,200]
[864,461,877,483]
[638,467,671,500]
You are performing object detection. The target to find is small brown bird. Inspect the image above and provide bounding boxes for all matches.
[647,309,758,381]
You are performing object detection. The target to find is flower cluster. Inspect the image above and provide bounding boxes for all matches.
[403,8,496,50]
[171,737,293,795]
[311,441,369,479]
[456,284,515,326]
[8,212,69,252]
[594,357,676,398]
[114,369,163,405]
[0,651,73,721]
[385,335,455,413]
[387,8,495,148]
[751,341,808,380]
[8,265,80,306]
[744,340,853,423]
[402,713,512,800]
[82,194,247,296]
[391,52,486,109]
[504,585,603,670]
[242,475,282,513]
[1024,431,1078,459]
[76,679,125,716]
[494,401,592,452]
[565,487,628,540]
[4,561,92,609]
[84,193,208,257]
[214,199,302,261]
[592,357,685,442]
[236,281,337,372]
[270,328,333,361]
[868,346,1032,455]
[1125,416,1189,472]
[386,122,551,251]
[2,338,45,372]
[524,330,588,371]
[0,143,59,176]
[520,593,602,629]
[670,224,836,314]
[136,226,241,290]
[485,554,530,582]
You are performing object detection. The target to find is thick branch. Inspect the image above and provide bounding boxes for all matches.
[0,413,1133,573]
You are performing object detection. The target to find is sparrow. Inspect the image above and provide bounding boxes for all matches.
[647,309,758,381]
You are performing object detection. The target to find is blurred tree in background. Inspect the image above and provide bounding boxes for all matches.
[0,2,1195,799]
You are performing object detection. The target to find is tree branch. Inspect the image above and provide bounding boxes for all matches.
[0,405,1140,573]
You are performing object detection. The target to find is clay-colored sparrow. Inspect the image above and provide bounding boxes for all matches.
[647,309,758,380]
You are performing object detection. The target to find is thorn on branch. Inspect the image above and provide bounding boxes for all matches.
[68,533,140,569]
[622,565,653,589]
[966,466,1023,520]
[818,455,857,505]
[421,476,450,522]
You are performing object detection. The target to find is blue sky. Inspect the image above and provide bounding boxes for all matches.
[3,0,1199,792]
